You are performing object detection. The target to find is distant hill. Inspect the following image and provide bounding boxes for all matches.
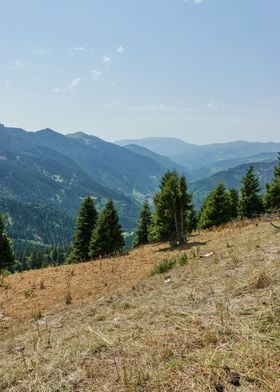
[116,137,199,157]
[123,144,189,176]
[190,160,276,207]
[116,136,280,179]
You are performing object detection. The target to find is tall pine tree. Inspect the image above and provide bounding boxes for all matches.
[0,212,15,272]
[153,171,192,246]
[239,166,263,219]
[89,199,124,258]
[133,201,152,247]
[264,153,280,212]
[198,183,232,229]
[67,196,98,263]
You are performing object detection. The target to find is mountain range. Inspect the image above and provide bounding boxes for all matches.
[0,123,278,247]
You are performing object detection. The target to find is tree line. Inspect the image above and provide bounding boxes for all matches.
[0,154,280,271]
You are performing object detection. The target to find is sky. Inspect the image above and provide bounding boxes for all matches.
[0,0,279,144]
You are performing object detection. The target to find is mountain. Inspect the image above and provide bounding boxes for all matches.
[190,160,276,207]
[116,137,280,179]
[0,125,192,246]
[123,144,189,176]
[116,137,199,157]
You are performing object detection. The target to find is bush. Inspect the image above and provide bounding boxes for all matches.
[150,257,176,276]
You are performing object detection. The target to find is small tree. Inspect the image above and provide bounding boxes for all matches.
[133,202,152,247]
[89,199,124,258]
[153,171,192,246]
[0,212,15,272]
[198,183,232,229]
[229,188,239,219]
[67,196,98,263]
[239,166,263,219]
[264,153,280,212]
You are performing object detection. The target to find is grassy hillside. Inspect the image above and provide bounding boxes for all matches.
[0,218,279,391]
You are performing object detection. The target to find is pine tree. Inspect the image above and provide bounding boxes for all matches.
[198,183,232,229]
[89,199,124,258]
[133,202,152,247]
[153,171,192,245]
[264,153,280,212]
[0,212,15,272]
[229,188,239,219]
[239,166,263,219]
[67,196,98,263]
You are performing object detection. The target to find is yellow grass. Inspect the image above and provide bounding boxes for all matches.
[0,218,280,391]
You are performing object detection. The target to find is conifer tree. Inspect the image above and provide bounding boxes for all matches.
[229,188,239,219]
[264,153,280,212]
[153,171,192,245]
[133,201,152,247]
[0,212,15,271]
[198,183,232,229]
[89,199,124,258]
[239,166,263,219]
[67,196,98,263]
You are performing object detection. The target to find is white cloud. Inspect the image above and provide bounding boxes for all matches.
[69,77,81,91]
[73,46,86,52]
[102,56,112,68]
[90,69,102,81]
[183,0,204,3]
[116,45,125,54]
[52,87,62,93]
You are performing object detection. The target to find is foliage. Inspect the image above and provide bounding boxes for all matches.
[11,244,70,272]
[238,166,263,219]
[264,153,280,212]
[0,212,15,271]
[150,257,176,276]
[133,202,152,247]
[67,196,98,263]
[229,188,239,219]
[152,171,192,246]
[198,183,233,229]
[89,199,124,258]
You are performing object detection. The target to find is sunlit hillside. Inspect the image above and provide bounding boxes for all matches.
[0,218,279,391]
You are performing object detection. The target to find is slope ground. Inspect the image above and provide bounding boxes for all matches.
[0,218,279,391]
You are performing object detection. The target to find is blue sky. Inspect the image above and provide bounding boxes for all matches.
[0,0,279,143]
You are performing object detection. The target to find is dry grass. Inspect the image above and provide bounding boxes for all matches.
[0,218,280,391]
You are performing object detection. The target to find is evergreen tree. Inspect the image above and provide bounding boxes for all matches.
[264,153,280,212]
[0,212,15,271]
[198,183,232,229]
[229,188,239,219]
[153,171,192,245]
[239,166,263,219]
[187,204,198,233]
[67,196,98,263]
[133,202,152,247]
[89,199,124,258]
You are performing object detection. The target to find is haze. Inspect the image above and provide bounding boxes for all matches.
[0,0,279,144]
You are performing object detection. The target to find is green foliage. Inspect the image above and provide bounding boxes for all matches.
[238,166,264,219]
[133,202,152,247]
[89,199,124,258]
[150,257,176,276]
[67,196,98,263]
[264,153,280,212]
[198,183,233,229]
[0,212,15,271]
[187,204,198,233]
[177,252,188,266]
[152,171,192,246]
[229,188,239,219]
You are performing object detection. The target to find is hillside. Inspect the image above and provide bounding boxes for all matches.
[117,137,280,179]
[0,219,279,391]
[0,125,181,244]
[190,160,276,208]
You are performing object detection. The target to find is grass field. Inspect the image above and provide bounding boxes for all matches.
[0,218,279,391]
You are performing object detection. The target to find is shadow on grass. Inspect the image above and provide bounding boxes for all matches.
[156,240,208,253]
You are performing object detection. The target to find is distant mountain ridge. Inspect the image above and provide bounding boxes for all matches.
[116,136,280,179]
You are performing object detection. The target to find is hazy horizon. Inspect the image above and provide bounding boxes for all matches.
[1,0,279,144]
